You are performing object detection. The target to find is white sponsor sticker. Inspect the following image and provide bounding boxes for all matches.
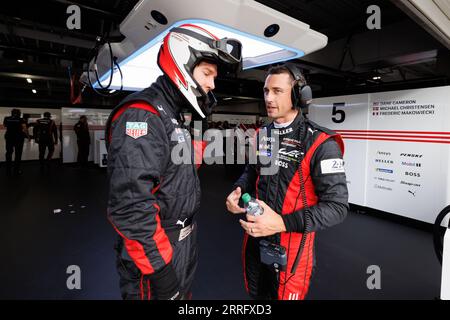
[320,158,345,174]
[126,122,148,139]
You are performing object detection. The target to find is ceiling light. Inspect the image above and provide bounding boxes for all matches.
[83,0,328,92]
[26,78,32,83]
[93,20,306,91]
[32,89,37,94]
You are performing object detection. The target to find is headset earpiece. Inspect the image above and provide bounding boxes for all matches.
[268,63,312,111]
[284,63,306,109]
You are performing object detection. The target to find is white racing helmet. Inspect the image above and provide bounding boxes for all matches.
[157,24,242,118]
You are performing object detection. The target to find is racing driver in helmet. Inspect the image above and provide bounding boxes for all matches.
[105,24,242,300]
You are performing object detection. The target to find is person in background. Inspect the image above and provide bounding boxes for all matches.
[3,108,30,175]
[73,115,91,167]
[35,111,58,168]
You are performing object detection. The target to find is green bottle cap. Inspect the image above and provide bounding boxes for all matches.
[242,193,251,204]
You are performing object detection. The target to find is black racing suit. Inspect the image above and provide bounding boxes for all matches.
[106,76,203,300]
[35,117,57,165]
[233,111,349,300]
[3,116,26,172]
[73,122,90,165]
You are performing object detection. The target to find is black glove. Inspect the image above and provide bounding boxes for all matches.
[146,263,182,300]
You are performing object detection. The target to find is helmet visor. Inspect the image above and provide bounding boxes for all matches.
[211,38,242,64]
[170,27,242,66]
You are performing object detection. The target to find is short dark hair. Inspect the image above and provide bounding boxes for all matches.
[266,64,307,87]
[44,112,51,118]
[266,65,294,82]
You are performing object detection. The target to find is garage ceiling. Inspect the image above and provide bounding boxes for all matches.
[0,0,448,109]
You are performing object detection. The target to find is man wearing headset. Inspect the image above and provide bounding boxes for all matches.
[106,24,242,300]
[226,63,349,300]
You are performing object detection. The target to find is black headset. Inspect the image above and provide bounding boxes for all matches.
[283,63,312,110]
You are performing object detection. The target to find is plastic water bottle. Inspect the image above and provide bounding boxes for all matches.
[242,193,264,216]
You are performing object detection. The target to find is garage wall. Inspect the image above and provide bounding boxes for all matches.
[213,102,261,114]
[61,107,112,163]
[310,85,450,224]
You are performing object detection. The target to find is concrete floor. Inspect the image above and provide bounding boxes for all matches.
[0,161,442,299]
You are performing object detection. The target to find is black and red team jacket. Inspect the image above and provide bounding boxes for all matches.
[234,112,349,300]
[105,76,205,277]
[234,111,349,235]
